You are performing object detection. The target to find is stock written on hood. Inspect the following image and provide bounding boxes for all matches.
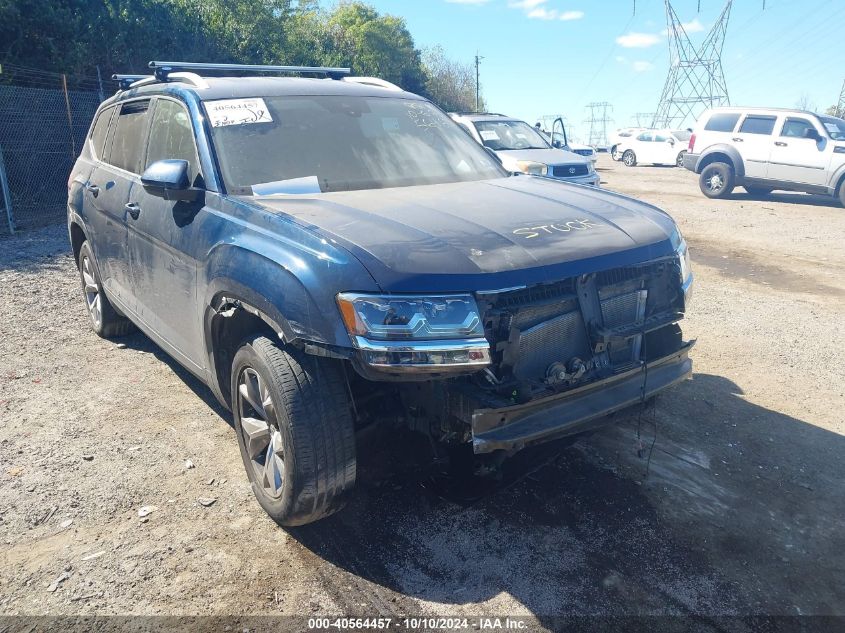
[512,218,601,239]
[205,98,273,128]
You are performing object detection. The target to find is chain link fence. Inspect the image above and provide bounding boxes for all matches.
[0,64,106,235]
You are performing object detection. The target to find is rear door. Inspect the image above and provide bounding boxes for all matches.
[126,97,206,369]
[768,116,829,186]
[85,99,151,311]
[734,113,779,179]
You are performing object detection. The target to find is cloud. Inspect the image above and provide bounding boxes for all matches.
[615,55,628,64]
[662,18,705,35]
[559,10,584,20]
[510,1,584,21]
[616,32,661,48]
[445,0,491,4]
[632,60,654,72]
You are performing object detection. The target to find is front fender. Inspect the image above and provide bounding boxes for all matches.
[698,144,745,177]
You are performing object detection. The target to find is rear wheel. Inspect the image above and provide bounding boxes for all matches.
[231,336,356,526]
[699,161,735,199]
[744,186,773,197]
[77,241,134,338]
[622,150,637,167]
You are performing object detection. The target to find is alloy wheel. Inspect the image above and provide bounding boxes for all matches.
[237,367,285,499]
[707,173,724,193]
[81,254,102,329]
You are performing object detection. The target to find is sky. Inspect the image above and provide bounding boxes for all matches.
[328,0,844,142]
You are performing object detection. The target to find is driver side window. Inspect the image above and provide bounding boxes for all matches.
[637,132,653,142]
[145,99,202,186]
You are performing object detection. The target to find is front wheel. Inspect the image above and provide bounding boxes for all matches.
[676,151,686,168]
[611,145,621,161]
[231,336,356,526]
[622,150,637,167]
[699,161,735,199]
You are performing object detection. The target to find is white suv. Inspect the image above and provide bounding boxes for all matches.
[683,107,845,206]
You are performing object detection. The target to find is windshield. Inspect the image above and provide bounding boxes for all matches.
[473,120,550,151]
[819,115,845,140]
[206,95,505,194]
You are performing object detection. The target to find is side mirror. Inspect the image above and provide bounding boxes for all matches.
[668,138,676,145]
[803,128,822,142]
[141,159,199,201]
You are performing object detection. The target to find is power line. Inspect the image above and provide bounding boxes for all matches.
[836,80,845,118]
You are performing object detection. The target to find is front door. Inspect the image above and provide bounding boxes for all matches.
[126,97,206,370]
[768,117,830,186]
[734,114,779,179]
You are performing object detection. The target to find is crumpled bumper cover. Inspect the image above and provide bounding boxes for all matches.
[471,341,694,454]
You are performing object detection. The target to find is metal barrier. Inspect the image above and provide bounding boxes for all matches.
[0,66,104,234]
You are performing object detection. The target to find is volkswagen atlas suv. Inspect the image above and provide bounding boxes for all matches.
[68,61,693,526]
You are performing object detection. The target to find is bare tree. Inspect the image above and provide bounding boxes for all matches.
[795,93,818,112]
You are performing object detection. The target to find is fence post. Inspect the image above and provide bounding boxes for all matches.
[0,143,14,234]
[62,74,76,156]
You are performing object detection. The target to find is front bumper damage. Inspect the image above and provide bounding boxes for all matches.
[471,341,694,453]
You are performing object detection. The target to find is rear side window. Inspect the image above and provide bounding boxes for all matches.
[781,118,815,138]
[704,113,740,132]
[145,99,201,185]
[109,101,151,173]
[89,106,114,161]
[739,115,776,135]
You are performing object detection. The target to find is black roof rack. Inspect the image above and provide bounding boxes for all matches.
[112,74,151,90]
[148,61,351,81]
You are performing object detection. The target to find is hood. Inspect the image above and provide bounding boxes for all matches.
[496,148,588,167]
[249,176,679,292]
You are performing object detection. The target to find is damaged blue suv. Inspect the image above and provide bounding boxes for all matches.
[68,62,694,525]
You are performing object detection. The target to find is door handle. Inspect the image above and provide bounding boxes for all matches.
[731,137,744,142]
[85,183,100,196]
[774,141,787,147]
[125,202,141,220]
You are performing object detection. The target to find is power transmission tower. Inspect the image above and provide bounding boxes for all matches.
[653,0,732,129]
[584,102,613,148]
[836,80,845,118]
[633,112,656,127]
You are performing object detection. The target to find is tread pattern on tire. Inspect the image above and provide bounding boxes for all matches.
[249,337,356,525]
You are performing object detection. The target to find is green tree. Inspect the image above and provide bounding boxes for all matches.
[422,45,482,112]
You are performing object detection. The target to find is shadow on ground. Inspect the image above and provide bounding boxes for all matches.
[286,373,845,622]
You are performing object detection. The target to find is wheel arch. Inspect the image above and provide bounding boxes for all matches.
[697,145,745,178]
[69,219,88,265]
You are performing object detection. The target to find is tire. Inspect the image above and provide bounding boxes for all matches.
[231,336,356,526]
[699,161,735,199]
[611,145,621,161]
[77,241,135,338]
[840,183,845,208]
[676,151,686,168]
[622,150,637,167]
[744,186,773,197]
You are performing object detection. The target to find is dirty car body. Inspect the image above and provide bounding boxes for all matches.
[68,65,693,524]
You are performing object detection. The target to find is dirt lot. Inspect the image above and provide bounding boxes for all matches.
[1,156,844,627]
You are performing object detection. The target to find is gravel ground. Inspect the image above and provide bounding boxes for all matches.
[1,156,844,626]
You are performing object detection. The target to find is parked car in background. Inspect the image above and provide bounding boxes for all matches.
[683,107,845,204]
[450,113,599,186]
[610,128,646,160]
[534,122,598,165]
[68,62,693,525]
[618,129,691,167]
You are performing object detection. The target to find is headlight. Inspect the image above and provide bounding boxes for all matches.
[676,238,693,307]
[677,239,691,283]
[514,160,548,176]
[337,293,490,373]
